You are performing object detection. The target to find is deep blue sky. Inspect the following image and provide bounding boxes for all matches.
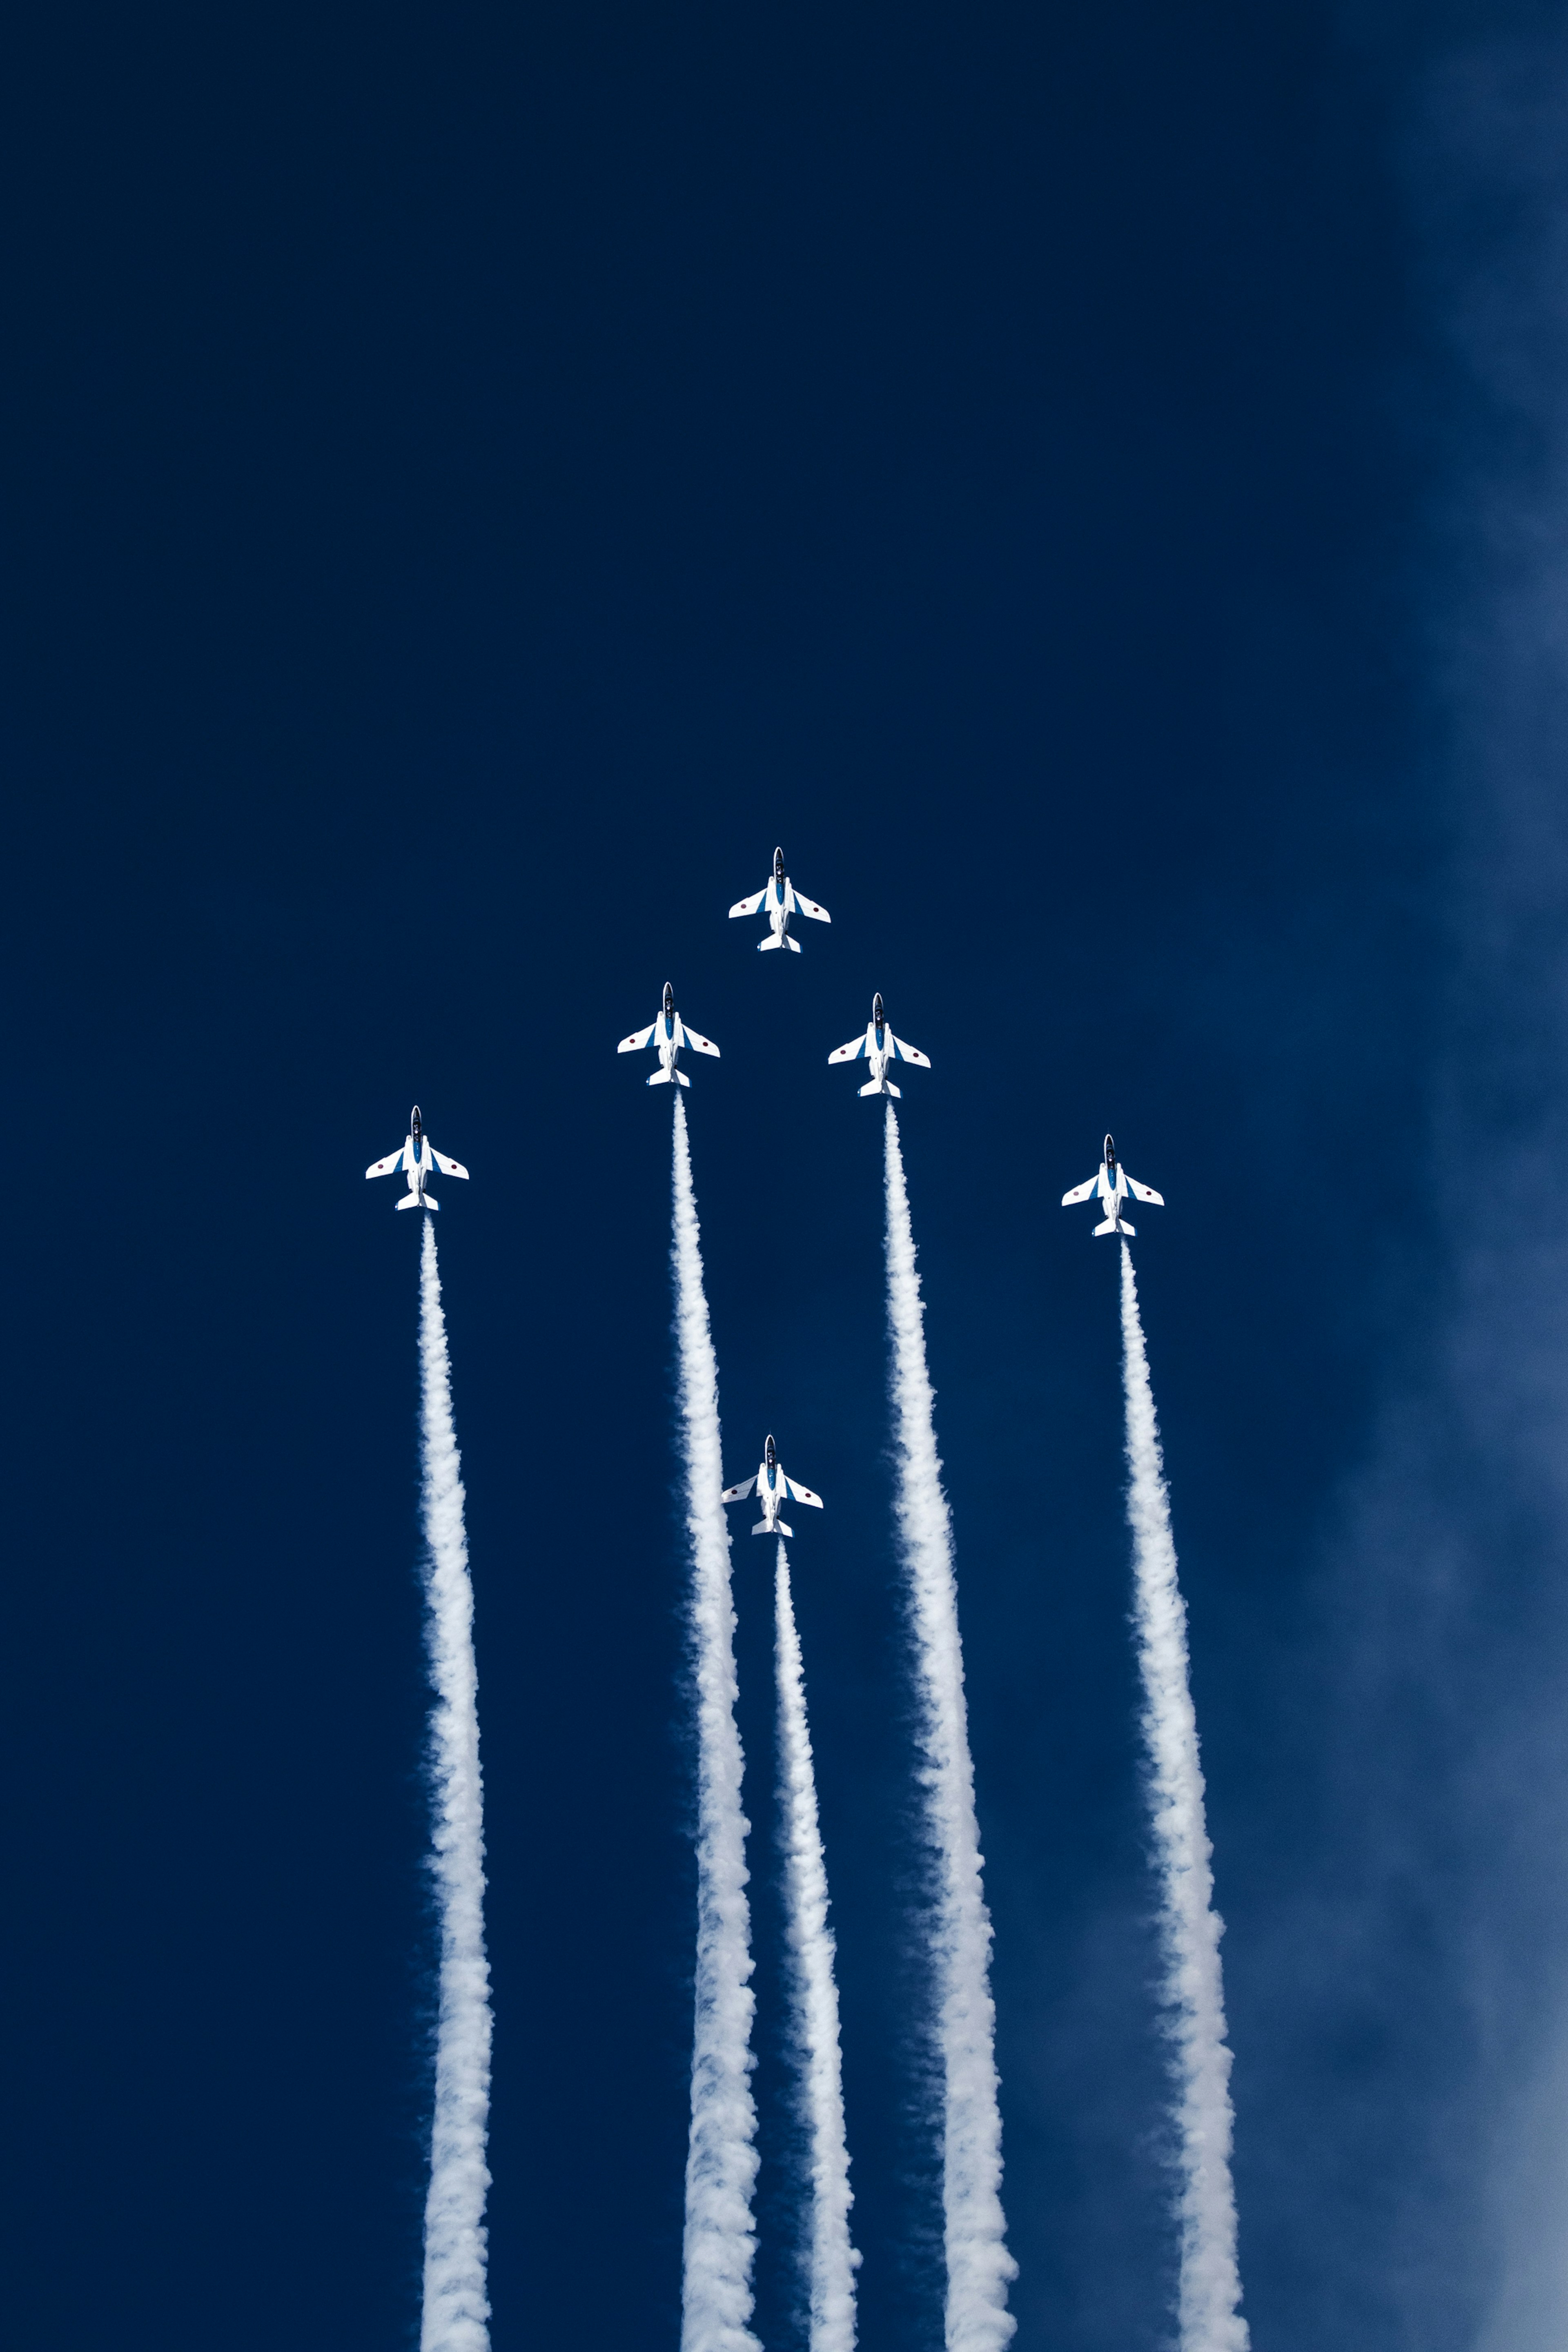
[5,2,1568,2347]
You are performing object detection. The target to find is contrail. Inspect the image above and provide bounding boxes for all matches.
[1119,1241,1247,2352]
[882,1105,1016,2352]
[671,1095,761,2352]
[416,1216,493,2352]
[774,1541,860,2352]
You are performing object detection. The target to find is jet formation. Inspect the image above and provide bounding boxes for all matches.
[368,853,1166,1576]
[366,1107,470,1212]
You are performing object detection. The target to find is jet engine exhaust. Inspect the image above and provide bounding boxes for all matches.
[774,1541,860,2352]
[882,1105,1016,2350]
[416,1218,493,2352]
[671,1095,762,2352]
[1119,1241,1248,2352]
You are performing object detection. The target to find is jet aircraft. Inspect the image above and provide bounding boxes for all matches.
[728,846,831,952]
[617,982,721,1087]
[722,1434,824,1537]
[828,992,931,1097]
[365,1107,470,1212]
[1061,1134,1164,1236]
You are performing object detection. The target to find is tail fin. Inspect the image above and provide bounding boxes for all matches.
[758,934,783,953]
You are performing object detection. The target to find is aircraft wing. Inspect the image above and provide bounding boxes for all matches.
[891,1033,931,1068]
[728,887,767,918]
[685,1027,721,1058]
[617,1022,657,1053]
[795,893,831,924]
[431,1149,470,1180]
[366,1143,409,1178]
[784,1477,824,1508]
[1060,1176,1098,1206]
[828,1030,869,1064]
[1126,1176,1165,1205]
[721,1476,758,1503]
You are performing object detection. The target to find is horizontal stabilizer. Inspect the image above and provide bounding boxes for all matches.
[858,1078,882,1096]
[646,1068,673,1086]
[397,1194,422,1210]
[784,935,801,953]
[754,1519,793,1537]
[1093,1213,1129,1236]
[676,1070,690,1087]
[758,934,784,952]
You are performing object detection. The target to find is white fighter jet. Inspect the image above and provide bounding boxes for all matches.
[722,1434,824,1537]
[828,992,931,1098]
[1061,1134,1164,1237]
[365,1107,470,1212]
[616,982,721,1087]
[728,846,831,953]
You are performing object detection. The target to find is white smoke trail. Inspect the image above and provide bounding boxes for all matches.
[416,1216,493,2352]
[774,1541,860,2352]
[671,1095,760,2352]
[1118,1240,1247,2352]
[882,1105,1016,2352]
